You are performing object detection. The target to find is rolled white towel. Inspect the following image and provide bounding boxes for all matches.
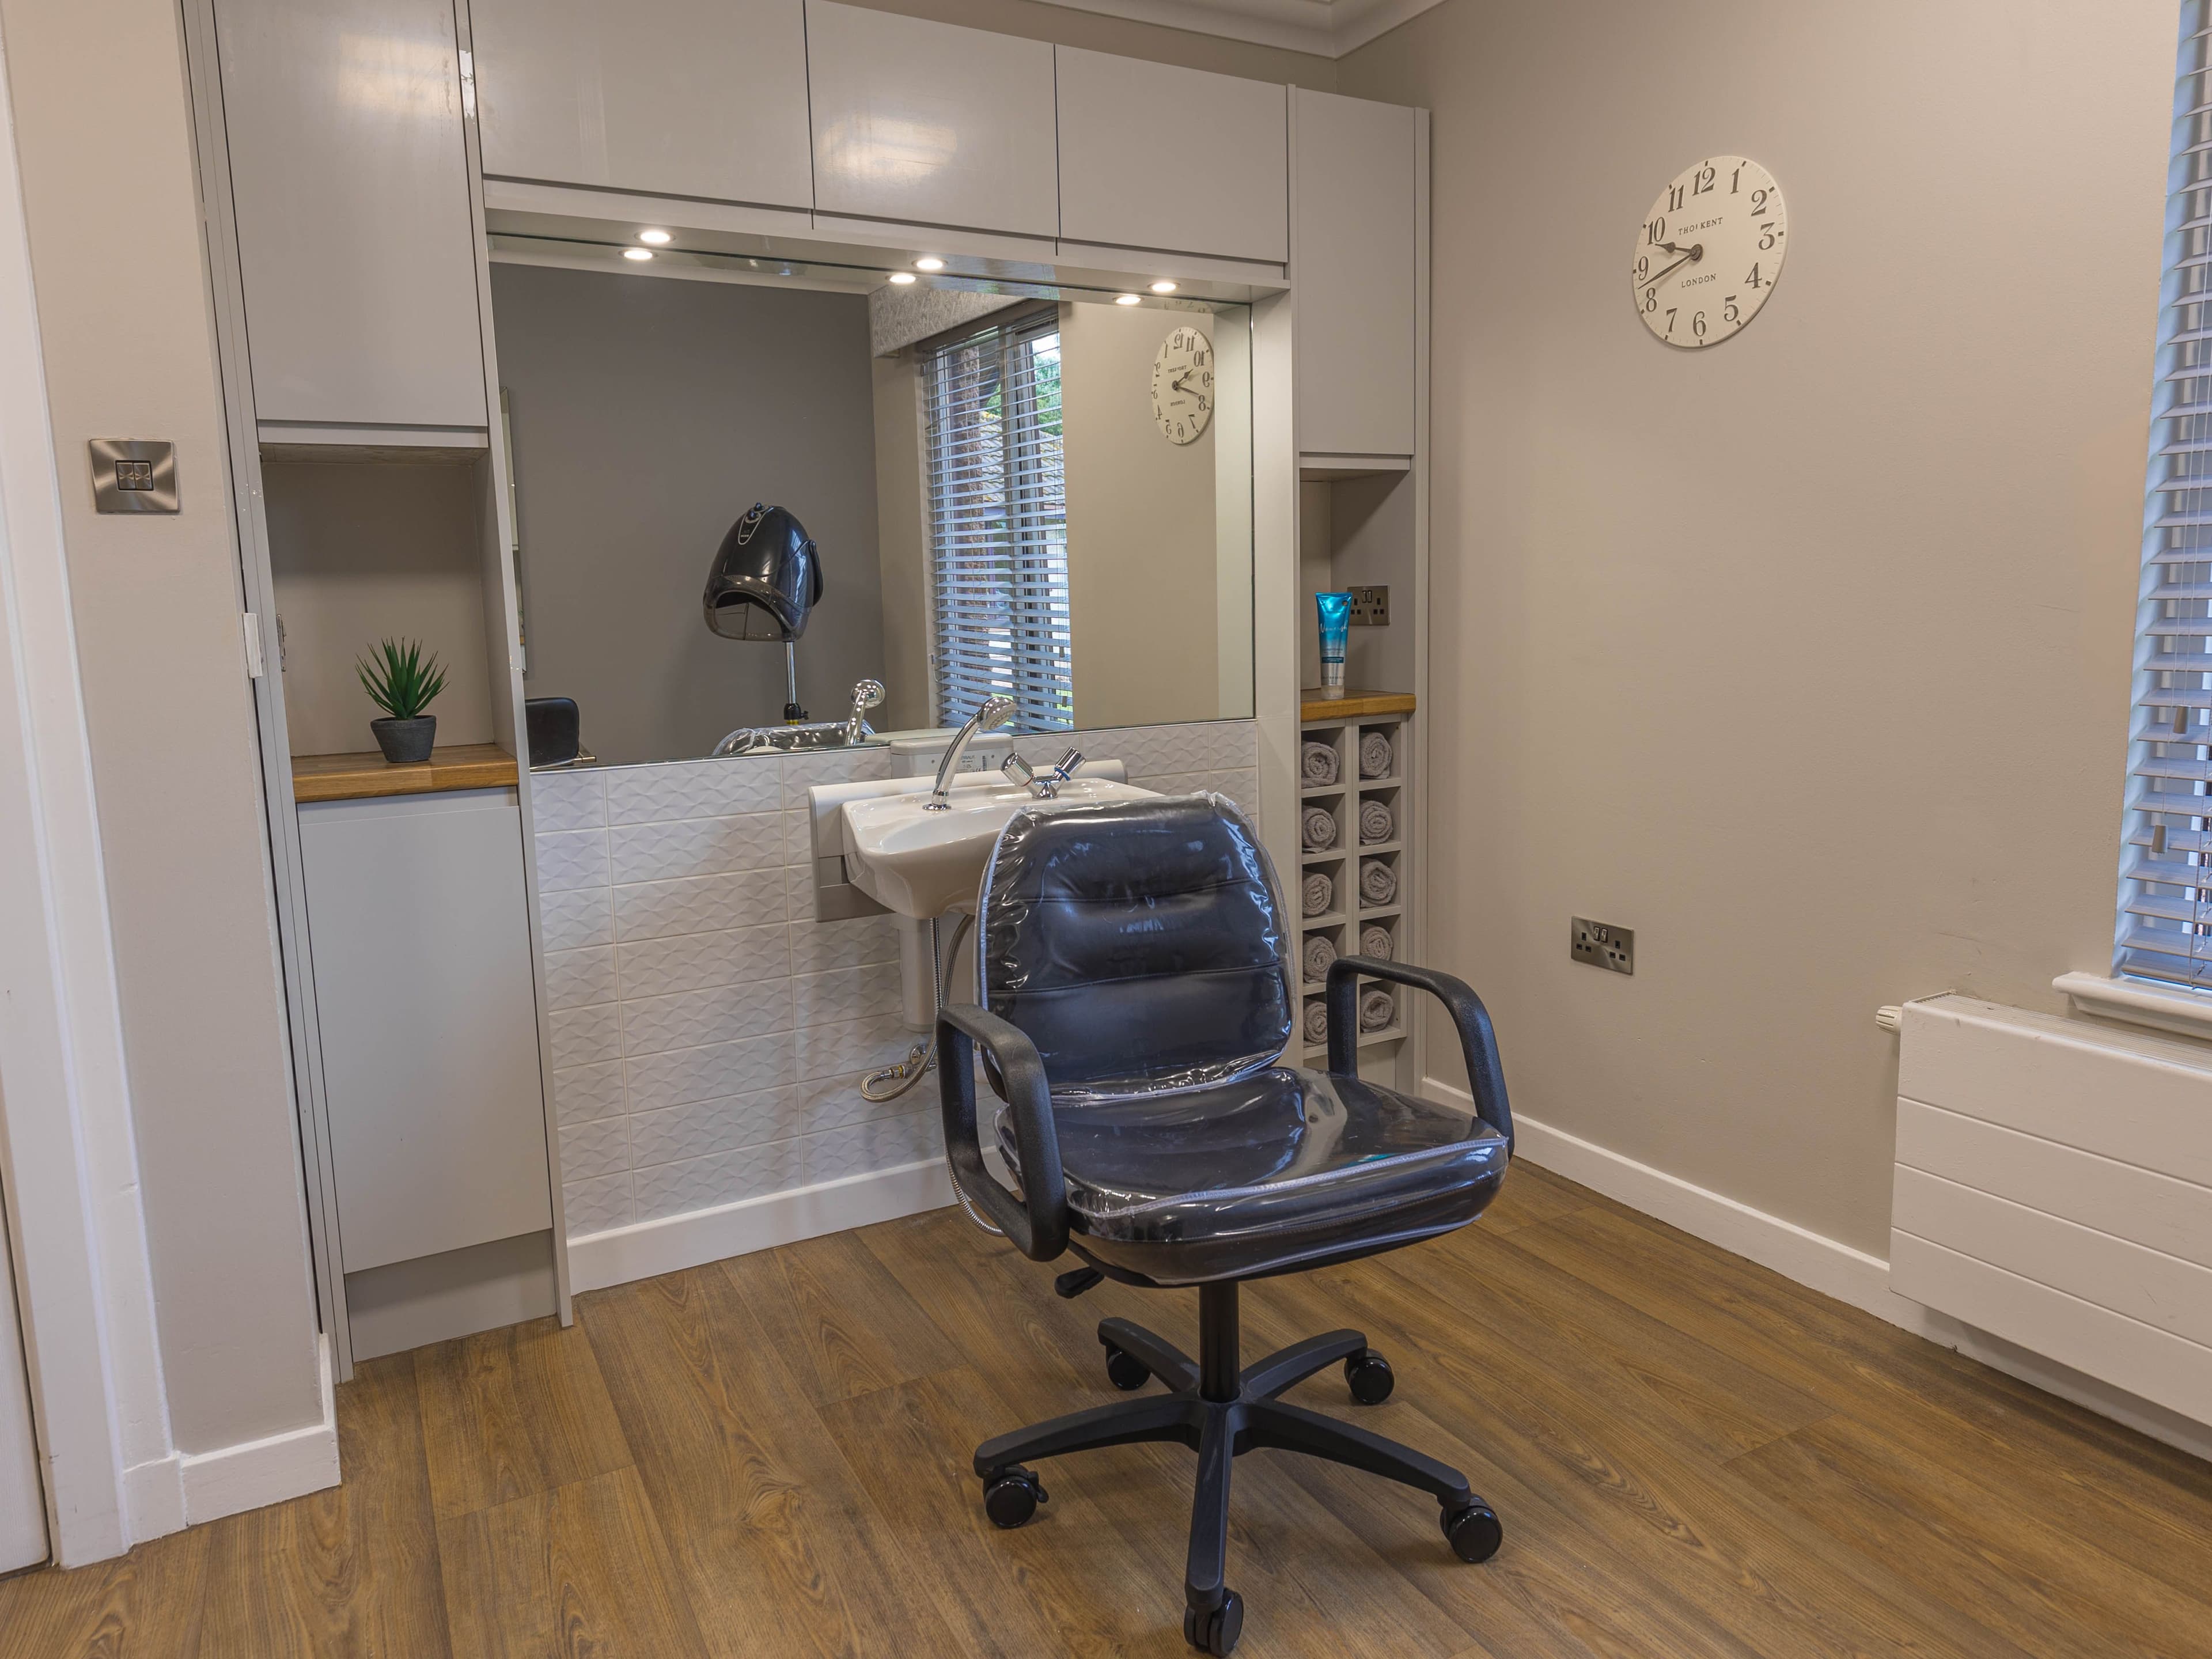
[1301,739,1339,786]
[1302,871,1334,917]
[1302,998,1330,1047]
[1302,804,1338,851]
[1358,798,1394,844]
[1359,986,1396,1032]
[1359,730,1394,779]
[1302,933,1337,985]
[1359,923,1393,961]
[1359,858,1397,906]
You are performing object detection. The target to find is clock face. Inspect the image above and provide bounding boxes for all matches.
[1631,156,1787,348]
[1151,325,1214,445]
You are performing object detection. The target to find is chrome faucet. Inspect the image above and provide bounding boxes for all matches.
[926,694,1017,810]
[1002,745,1085,800]
[844,679,885,746]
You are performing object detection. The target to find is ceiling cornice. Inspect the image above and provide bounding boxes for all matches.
[1033,0,1443,60]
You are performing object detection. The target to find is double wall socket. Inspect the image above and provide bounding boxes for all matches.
[1571,917,1634,975]
[1348,585,1389,625]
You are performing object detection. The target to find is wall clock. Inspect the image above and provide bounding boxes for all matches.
[1152,324,1214,445]
[1631,156,1787,347]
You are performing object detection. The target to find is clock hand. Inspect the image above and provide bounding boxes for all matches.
[1639,243,1703,288]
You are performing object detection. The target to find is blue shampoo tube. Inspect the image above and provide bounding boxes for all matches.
[1316,592,1351,696]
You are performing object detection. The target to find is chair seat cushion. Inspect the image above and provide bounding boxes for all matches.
[997,1067,1509,1286]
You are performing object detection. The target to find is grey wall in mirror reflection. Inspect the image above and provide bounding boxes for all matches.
[490,259,1253,768]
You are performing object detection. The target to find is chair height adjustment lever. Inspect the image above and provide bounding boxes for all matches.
[1054,1267,1104,1300]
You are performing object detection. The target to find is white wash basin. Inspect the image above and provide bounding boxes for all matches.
[840,777,1156,919]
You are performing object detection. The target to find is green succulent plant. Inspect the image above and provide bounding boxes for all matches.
[356,637,449,721]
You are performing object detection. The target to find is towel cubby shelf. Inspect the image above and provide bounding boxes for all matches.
[1296,709,1414,1061]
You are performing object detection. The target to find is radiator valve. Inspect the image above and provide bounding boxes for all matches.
[1874,1005,1903,1033]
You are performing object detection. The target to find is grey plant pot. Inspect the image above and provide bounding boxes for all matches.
[371,715,436,764]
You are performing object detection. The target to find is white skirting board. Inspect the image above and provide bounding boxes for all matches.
[120,1334,341,1543]
[1423,1078,2212,1464]
[567,1160,956,1295]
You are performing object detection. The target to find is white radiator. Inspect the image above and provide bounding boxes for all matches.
[1892,995,2212,1428]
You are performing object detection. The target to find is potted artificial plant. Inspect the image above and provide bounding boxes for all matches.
[357,637,448,764]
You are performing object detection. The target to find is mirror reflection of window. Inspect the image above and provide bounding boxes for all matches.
[921,310,1073,734]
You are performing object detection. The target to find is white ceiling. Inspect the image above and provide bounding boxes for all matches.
[1032,0,1443,59]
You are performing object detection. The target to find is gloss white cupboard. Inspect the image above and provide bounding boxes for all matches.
[214,0,488,431]
[805,0,1058,240]
[1055,48,1287,264]
[471,0,812,210]
[1292,89,1418,460]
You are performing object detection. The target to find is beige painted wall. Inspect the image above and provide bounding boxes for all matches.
[1339,0,2172,1254]
[842,0,1336,89]
[1060,300,1223,728]
[266,460,497,757]
[0,0,323,1449]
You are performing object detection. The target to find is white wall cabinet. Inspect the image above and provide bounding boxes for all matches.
[215,0,488,429]
[805,0,1057,239]
[1292,90,1417,459]
[1056,48,1287,264]
[297,790,550,1274]
[471,0,812,211]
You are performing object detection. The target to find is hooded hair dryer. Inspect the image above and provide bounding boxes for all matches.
[703,502,822,721]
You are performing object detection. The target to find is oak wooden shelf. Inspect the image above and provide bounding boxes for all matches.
[291,743,519,804]
[1300,687,1416,722]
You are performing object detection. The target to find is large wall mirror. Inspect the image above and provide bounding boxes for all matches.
[486,243,1256,768]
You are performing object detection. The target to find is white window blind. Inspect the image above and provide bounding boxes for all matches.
[921,312,1074,734]
[2122,0,2212,985]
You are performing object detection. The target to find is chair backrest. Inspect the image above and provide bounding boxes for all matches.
[975,793,1294,1099]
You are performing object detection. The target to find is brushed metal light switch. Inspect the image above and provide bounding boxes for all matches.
[89,438,177,514]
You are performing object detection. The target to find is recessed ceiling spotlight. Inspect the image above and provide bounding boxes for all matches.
[888,271,917,285]
[638,228,672,245]
[1150,280,1177,294]
[622,247,654,262]
[915,256,945,271]
[1115,293,1142,305]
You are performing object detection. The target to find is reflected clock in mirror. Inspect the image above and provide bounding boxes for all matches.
[1152,324,1214,444]
[1631,156,1786,348]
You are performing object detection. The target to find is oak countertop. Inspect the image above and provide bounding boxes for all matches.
[291,744,520,804]
[1300,688,1416,722]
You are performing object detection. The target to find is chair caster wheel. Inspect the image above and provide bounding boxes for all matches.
[1442,1501,1502,1563]
[1183,1589,1244,1654]
[1103,1341,1152,1391]
[982,1467,1048,1529]
[1344,1348,1394,1405]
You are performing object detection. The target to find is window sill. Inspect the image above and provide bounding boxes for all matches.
[2052,971,2212,1043]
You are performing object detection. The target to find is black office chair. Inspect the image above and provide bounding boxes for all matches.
[936,794,1514,1656]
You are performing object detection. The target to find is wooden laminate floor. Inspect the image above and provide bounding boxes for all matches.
[5,1161,2210,1657]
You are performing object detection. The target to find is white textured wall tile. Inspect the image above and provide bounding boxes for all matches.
[788,914,900,975]
[544,944,618,1011]
[627,1087,802,1169]
[558,1115,628,1181]
[539,886,613,952]
[552,1059,626,1125]
[626,1031,795,1114]
[621,980,794,1056]
[781,806,813,868]
[1134,767,1260,823]
[796,1070,917,1132]
[562,1172,635,1235]
[605,756,783,825]
[548,1001,622,1069]
[608,813,782,884]
[529,770,607,834]
[633,1138,802,1222]
[535,828,610,893]
[615,921,790,1000]
[794,1012,917,1082]
[782,747,893,807]
[804,1108,940,1184]
[793,960,903,1028]
[612,869,785,941]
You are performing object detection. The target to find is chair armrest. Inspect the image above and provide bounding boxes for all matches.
[936,1002,1069,1262]
[1324,957,1513,1152]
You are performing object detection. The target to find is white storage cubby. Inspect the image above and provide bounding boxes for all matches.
[1298,710,1411,1071]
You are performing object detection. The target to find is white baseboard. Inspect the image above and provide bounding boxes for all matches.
[122,1453,184,1543]
[165,1334,340,1531]
[1423,1078,2212,1464]
[567,1159,955,1295]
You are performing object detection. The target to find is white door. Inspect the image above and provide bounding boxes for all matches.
[0,1183,47,1573]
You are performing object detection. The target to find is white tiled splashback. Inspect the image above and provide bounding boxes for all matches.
[531,720,1260,1239]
